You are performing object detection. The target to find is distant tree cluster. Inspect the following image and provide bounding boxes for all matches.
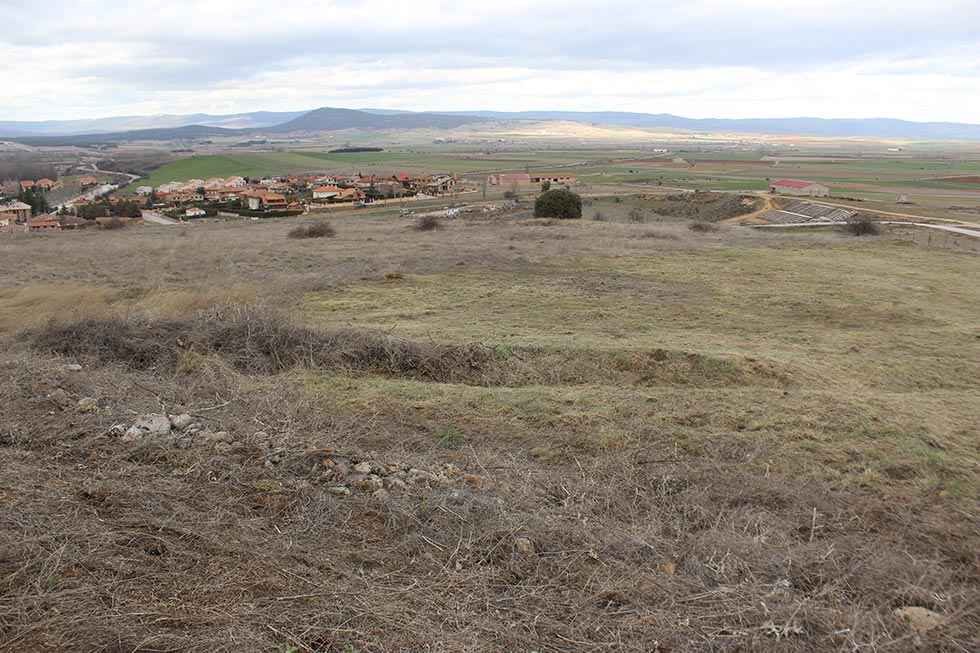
[0,159,58,183]
[18,186,50,216]
[74,199,142,219]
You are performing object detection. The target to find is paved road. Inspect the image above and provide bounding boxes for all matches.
[802,199,976,226]
[142,210,179,225]
[86,164,140,184]
[752,220,980,239]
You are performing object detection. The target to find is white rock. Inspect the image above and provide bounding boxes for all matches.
[168,413,194,430]
[328,486,352,497]
[64,364,83,372]
[515,537,535,556]
[353,461,373,475]
[353,474,384,492]
[77,397,98,413]
[48,388,71,406]
[408,468,434,485]
[385,477,409,492]
[123,414,172,441]
[209,431,233,443]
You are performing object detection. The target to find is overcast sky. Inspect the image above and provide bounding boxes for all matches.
[2,0,979,122]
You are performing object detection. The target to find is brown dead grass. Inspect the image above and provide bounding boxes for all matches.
[0,206,977,651]
[1,347,977,651]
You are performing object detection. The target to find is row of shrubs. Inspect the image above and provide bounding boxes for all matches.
[287,215,444,239]
[288,192,880,239]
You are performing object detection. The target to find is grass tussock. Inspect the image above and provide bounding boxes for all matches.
[288,221,336,239]
[639,229,679,240]
[414,215,442,231]
[689,221,720,233]
[101,217,127,230]
[844,215,882,236]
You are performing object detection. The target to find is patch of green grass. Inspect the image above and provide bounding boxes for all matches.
[435,425,466,449]
[299,241,979,502]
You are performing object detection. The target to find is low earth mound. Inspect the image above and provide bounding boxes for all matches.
[29,307,790,388]
[932,175,980,185]
[638,192,762,222]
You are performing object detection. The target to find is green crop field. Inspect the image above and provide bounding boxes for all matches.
[132,149,605,188]
[127,145,980,224]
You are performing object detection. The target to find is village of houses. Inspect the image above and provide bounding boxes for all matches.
[0,162,835,234]
[0,166,592,234]
[0,170,477,233]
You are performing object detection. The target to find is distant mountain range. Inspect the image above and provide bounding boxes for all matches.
[440,111,980,140]
[3,106,980,142]
[0,111,303,136]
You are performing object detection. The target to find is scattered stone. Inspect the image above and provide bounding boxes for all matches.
[353,474,384,492]
[173,435,194,449]
[442,463,461,478]
[515,537,535,556]
[372,488,391,502]
[214,442,234,454]
[77,397,98,413]
[431,473,454,488]
[447,489,470,505]
[168,413,194,431]
[327,486,352,497]
[265,448,286,465]
[353,461,373,475]
[408,468,435,485]
[330,461,350,480]
[123,414,172,442]
[210,431,232,443]
[894,606,945,632]
[63,363,83,372]
[47,388,71,407]
[385,477,409,492]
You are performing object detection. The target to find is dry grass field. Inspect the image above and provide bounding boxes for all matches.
[0,210,978,651]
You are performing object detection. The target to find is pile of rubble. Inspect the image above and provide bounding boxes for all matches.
[295,451,484,500]
[117,413,485,500]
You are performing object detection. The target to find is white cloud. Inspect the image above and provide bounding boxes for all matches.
[1,0,979,122]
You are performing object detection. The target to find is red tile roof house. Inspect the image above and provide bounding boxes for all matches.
[312,185,342,200]
[58,215,95,230]
[35,178,57,191]
[28,214,62,232]
[769,179,830,197]
[243,191,288,211]
[19,180,35,191]
[335,188,365,203]
[0,200,32,224]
